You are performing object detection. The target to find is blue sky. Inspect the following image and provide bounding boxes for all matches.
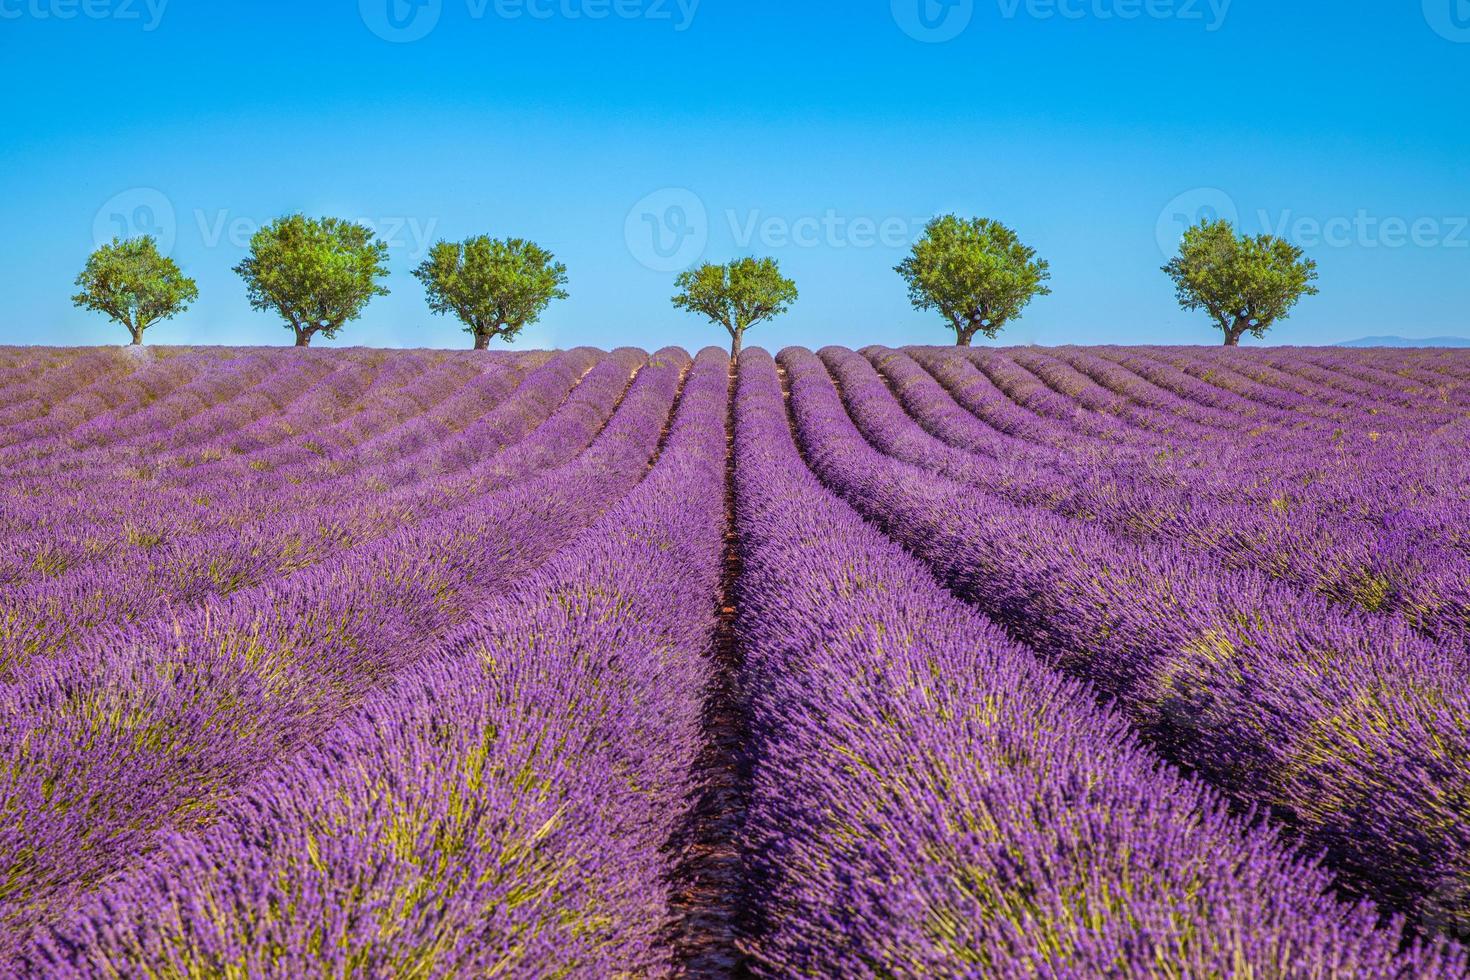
[2,0,1467,350]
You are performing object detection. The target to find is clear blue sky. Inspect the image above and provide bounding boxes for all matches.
[2,0,1467,350]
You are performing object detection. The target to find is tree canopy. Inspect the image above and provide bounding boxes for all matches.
[234,215,390,347]
[671,257,798,357]
[413,236,568,350]
[1163,219,1319,346]
[896,215,1051,346]
[72,237,198,345]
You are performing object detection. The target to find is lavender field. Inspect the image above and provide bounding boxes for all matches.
[1,342,1468,977]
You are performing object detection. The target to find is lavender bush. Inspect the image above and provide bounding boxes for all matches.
[0,341,1465,973]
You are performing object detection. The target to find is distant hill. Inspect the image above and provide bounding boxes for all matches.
[1335,336,1470,348]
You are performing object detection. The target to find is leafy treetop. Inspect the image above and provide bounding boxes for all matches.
[671,257,799,357]
[72,236,198,345]
[1163,218,1319,346]
[413,236,569,349]
[896,215,1051,346]
[234,215,390,347]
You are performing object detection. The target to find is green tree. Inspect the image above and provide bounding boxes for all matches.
[671,257,798,358]
[234,215,390,347]
[413,236,568,350]
[896,215,1051,346]
[71,237,198,346]
[1163,219,1319,346]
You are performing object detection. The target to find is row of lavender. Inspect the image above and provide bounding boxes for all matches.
[841,343,1469,604]
[0,342,1467,974]
[734,347,1465,974]
[16,348,734,975]
[851,346,1470,649]
[918,344,1470,511]
[0,348,635,668]
[786,344,1470,938]
[0,345,713,964]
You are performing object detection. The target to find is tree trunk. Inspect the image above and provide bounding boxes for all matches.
[730,327,744,361]
[128,325,144,346]
[474,332,490,351]
[1223,316,1253,347]
[294,325,312,348]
